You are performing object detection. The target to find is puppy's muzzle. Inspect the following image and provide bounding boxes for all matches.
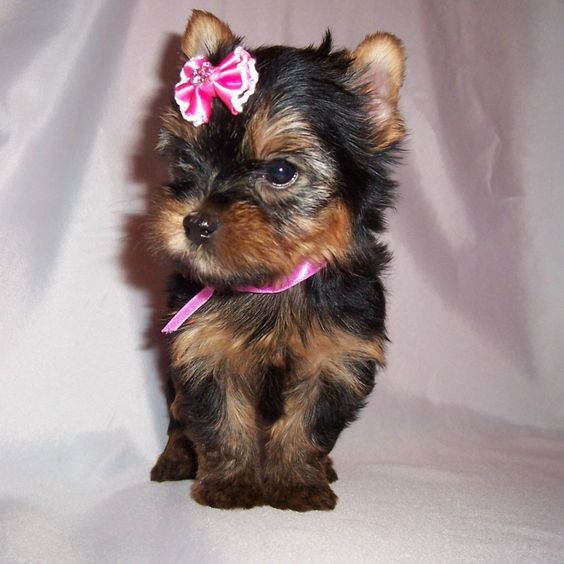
[183,212,219,244]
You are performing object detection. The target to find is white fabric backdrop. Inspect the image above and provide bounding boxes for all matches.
[1,1,563,562]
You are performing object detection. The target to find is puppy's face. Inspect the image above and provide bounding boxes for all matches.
[149,11,405,288]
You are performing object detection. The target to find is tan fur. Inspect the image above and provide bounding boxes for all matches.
[300,203,351,264]
[261,372,339,512]
[213,202,290,275]
[182,10,235,58]
[173,332,261,502]
[353,32,406,149]
[216,201,352,276]
[243,104,336,195]
[171,312,256,377]
[291,325,386,393]
[148,185,352,284]
[221,376,259,454]
[146,188,199,260]
[171,296,385,389]
[150,13,402,512]
[260,326,383,499]
[265,378,320,478]
[169,394,183,422]
[171,309,283,390]
[160,108,198,143]
[188,375,258,487]
[245,104,323,160]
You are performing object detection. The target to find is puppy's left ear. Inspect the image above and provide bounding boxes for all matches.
[181,10,236,58]
[352,33,406,149]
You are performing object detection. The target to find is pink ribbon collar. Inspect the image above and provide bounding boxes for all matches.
[162,261,326,334]
[174,46,259,127]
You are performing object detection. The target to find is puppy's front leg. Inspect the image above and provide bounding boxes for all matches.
[175,371,264,509]
[263,359,376,511]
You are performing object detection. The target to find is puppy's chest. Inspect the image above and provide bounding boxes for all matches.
[169,288,385,386]
[169,291,325,376]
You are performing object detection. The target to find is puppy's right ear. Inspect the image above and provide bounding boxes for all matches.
[181,10,235,58]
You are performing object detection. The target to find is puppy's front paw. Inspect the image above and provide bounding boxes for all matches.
[192,478,264,509]
[151,453,197,482]
[266,482,337,512]
[324,457,339,483]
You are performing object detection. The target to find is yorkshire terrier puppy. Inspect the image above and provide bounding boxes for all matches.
[149,10,405,511]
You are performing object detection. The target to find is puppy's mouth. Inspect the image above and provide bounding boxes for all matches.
[150,191,352,288]
[176,244,282,289]
[165,213,289,289]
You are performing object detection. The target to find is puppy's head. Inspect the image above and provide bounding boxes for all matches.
[149,10,405,288]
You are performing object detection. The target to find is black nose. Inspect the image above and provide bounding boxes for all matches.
[183,212,219,244]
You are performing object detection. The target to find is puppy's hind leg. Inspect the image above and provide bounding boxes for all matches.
[151,379,198,482]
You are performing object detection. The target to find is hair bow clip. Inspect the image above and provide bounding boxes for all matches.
[174,46,259,127]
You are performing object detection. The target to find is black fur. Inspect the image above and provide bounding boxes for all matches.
[150,17,405,511]
[174,370,224,450]
[258,364,287,424]
[311,361,376,450]
[158,40,400,245]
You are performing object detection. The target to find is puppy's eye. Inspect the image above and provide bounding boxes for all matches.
[263,159,298,188]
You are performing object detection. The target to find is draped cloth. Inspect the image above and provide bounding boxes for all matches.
[1,1,563,562]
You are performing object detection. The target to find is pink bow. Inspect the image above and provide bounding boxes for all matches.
[174,46,259,127]
[161,261,326,334]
